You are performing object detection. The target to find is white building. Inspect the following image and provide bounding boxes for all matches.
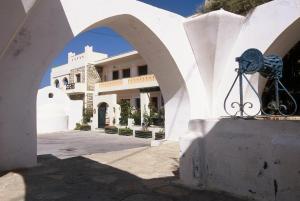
[92,51,164,129]
[51,48,164,129]
[51,45,107,115]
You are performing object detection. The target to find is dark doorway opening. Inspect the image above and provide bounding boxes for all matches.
[98,103,108,128]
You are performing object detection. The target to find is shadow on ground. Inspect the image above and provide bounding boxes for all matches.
[0,154,246,201]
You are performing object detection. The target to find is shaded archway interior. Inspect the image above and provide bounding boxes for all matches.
[258,17,300,109]
[262,41,300,114]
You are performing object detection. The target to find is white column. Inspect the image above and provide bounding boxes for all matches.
[0,0,75,171]
[140,92,150,125]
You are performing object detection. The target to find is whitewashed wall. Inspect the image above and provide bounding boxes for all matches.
[181,1,300,201]
[37,86,83,133]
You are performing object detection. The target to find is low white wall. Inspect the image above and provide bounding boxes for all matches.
[37,86,83,134]
[37,114,68,134]
[66,101,83,130]
[180,119,300,201]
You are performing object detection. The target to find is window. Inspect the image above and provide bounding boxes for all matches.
[135,98,141,109]
[54,79,59,88]
[63,77,68,85]
[138,65,148,76]
[151,97,158,110]
[76,73,81,83]
[120,99,130,104]
[122,68,131,78]
[112,70,119,80]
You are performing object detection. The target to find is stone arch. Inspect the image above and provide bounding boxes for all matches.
[0,0,205,170]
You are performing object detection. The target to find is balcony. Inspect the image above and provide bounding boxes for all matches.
[95,74,159,93]
[65,83,86,94]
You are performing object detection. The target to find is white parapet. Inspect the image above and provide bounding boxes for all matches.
[180,118,300,201]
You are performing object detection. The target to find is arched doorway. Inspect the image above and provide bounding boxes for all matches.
[98,103,108,128]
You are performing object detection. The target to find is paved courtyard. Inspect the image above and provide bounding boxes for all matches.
[0,131,247,201]
[37,131,151,159]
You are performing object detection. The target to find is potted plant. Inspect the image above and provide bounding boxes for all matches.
[155,128,165,140]
[135,109,152,138]
[119,127,133,136]
[104,126,118,134]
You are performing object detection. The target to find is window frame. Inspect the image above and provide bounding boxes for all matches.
[112,70,119,80]
[138,65,148,76]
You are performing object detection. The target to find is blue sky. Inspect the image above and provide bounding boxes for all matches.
[40,0,204,88]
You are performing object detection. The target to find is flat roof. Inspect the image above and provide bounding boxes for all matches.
[93,50,139,66]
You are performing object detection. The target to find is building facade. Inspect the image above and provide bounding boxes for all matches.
[51,45,107,115]
[51,47,163,129]
[92,51,164,129]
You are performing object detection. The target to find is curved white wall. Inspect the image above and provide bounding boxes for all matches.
[0,0,200,170]
[181,1,300,201]
[1,4,300,200]
[184,0,300,117]
[36,86,83,134]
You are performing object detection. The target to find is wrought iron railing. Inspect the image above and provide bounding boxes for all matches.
[224,48,297,118]
[66,83,75,90]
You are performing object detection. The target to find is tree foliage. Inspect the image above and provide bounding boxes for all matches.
[199,0,273,15]
[119,100,132,126]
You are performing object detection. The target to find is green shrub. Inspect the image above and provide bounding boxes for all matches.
[198,0,272,15]
[142,109,151,130]
[119,100,133,126]
[119,128,133,136]
[75,123,81,130]
[132,109,141,125]
[135,130,152,139]
[74,123,91,131]
[155,132,165,140]
[105,126,118,134]
[80,124,91,131]
[82,108,93,124]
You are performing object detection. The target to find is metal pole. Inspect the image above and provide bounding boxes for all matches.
[275,79,280,111]
[239,71,244,117]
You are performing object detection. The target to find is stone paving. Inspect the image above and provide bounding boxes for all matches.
[37,131,150,159]
[0,133,247,201]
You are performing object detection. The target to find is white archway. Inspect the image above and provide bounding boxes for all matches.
[0,0,206,170]
[258,17,300,93]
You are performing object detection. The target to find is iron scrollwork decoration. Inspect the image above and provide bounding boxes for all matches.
[224,48,297,117]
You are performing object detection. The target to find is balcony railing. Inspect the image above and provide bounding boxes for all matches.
[64,82,85,93]
[95,74,158,92]
[66,83,75,90]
